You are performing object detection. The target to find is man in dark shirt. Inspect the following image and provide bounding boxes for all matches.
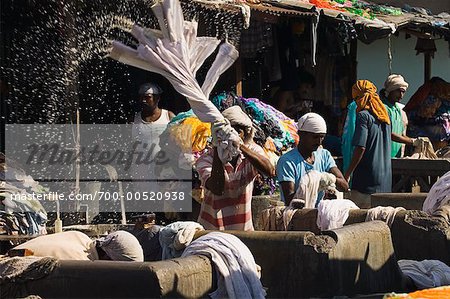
[344,80,392,208]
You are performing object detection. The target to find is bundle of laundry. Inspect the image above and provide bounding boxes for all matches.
[404,137,438,159]
[212,92,298,153]
[422,170,450,217]
[182,232,266,299]
[292,170,338,209]
[366,206,405,227]
[316,199,359,231]
[398,259,450,290]
[1,157,48,235]
[159,221,204,260]
[0,211,46,236]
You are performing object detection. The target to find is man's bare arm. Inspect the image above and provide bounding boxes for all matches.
[240,144,275,177]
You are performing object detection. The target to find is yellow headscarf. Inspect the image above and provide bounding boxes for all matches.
[352,80,391,125]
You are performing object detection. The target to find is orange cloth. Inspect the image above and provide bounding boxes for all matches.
[409,286,450,298]
[309,0,344,11]
[352,80,390,125]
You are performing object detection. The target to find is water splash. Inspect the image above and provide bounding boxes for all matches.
[2,0,243,125]
[2,0,244,224]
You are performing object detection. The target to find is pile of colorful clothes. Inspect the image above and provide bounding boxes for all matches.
[309,0,402,19]
[159,93,298,195]
[404,77,450,146]
[0,155,48,236]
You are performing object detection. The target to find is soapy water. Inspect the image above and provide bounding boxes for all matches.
[1,0,244,224]
[1,0,244,125]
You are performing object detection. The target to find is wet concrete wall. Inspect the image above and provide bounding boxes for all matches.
[286,207,450,265]
[196,221,402,298]
[1,255,214,298]
[371,193,427,210]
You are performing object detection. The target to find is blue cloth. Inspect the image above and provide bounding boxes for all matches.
[342,101,357,174]
[276,147,336,206]
[351,110,392,194]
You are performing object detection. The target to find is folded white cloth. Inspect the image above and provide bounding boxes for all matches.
[182,232,265,299]
[398,259,450,289]
[293,170,322,208]
[366,206,405,227]
[317,199,359,231]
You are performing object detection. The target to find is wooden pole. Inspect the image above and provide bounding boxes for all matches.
[235,56,243,96]
[424,52,431,83]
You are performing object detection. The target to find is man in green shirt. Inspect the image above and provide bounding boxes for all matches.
[380,74,418,157]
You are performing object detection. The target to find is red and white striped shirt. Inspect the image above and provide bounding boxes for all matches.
[195,143,265,231]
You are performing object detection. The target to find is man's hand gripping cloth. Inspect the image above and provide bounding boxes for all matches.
[352,80,390,125]
[182,232,266,299]
[317,199,359,231]
[293,170,337,209]
[108,0,241,162]
[211,119,242,163]
[422,170,450,216]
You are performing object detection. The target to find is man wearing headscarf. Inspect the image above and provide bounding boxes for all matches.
[380,74,418,157]
[344,80,393,208]
[195,106,274,231]
[277,113,349,207]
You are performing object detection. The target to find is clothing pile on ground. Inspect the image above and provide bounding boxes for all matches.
[405,77,450,148]
[182,231,265,299]
[160,92,297,164]
[1,156,48,236]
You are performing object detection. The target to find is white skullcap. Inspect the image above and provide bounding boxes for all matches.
[96,231,144,262]
[138,82,163,95]
[384,74,409,95]
[297,112,327,134]
[222,106,253,129]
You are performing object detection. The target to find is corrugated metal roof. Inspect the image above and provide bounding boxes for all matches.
[186,0,450,39]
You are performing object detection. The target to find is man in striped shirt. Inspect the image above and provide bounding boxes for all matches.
[196,106,275,231]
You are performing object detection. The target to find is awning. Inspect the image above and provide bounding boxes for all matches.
[185,0,450,43]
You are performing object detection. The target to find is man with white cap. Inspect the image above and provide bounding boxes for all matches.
[380,74,419,157]
[134,82,175,125]
[195,106,274,231]
[277,113,349,207]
